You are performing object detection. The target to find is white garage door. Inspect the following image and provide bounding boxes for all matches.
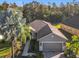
[43,43,62,51]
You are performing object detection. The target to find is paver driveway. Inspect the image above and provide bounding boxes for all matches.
[43,52,65,58]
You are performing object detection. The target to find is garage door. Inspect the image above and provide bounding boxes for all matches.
[43,43,62,51]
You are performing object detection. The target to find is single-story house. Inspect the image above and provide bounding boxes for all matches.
[61,14,79,36]
[30,20,68,52]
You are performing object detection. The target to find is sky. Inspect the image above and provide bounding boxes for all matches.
[0,0,79,6]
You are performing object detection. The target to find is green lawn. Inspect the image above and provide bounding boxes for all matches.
[0,39,22,58]
[0,47,11,57]
[0,41,11,49]
[0,41,11,58]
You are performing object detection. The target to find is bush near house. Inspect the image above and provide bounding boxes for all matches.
[35,52,44,58]
[28,39,44,58]
[64,35,79,58]
[54,24,61,29]
[28,40,39,53]
[17,24,31,44]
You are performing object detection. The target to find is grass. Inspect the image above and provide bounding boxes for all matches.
[0,47,11,57]
[0,40,21,58]
[0,41,11,57]
[0,41,11,49]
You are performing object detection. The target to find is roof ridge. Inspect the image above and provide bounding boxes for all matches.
[43,21,67,40]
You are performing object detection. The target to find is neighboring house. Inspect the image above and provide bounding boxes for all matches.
[30,20,68,52]
[61,15,79,36]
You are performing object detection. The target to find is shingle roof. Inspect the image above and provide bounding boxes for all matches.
[30,20,52,39]
[62,14,79,29]
[43,21,67,40]
[37,24,52,39]
[30,20,67,40]
[30,20,47,32]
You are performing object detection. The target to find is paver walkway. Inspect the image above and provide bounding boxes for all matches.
[22,40,36,57]
[22,40,30,56]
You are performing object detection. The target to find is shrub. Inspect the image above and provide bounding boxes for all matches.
[35,52,44,58]
[64,35,79,58]
[54,24,61,29]
[64,49,76,58]
[0,40,6,43]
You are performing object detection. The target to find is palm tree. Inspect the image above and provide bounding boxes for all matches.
[73,0,76,4]
[72,0,76,15]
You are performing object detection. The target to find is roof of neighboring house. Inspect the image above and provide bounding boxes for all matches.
[62,14,79,29]
[30,20,67,40]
